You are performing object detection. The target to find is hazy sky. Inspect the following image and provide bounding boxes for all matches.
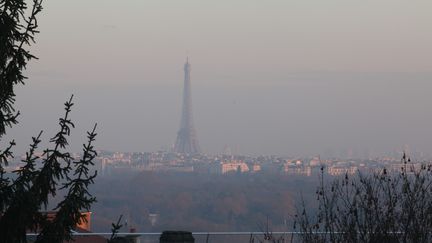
[7,0,432,157]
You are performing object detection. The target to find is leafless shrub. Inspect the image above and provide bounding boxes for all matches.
[295,153,432,243]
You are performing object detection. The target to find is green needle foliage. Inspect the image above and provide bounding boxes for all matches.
[0,0,42,136]
[0,1,98,242]
[36,122,98,243]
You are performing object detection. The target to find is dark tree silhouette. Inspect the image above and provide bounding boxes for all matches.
[295,154,432,243]
[0,1,98,242]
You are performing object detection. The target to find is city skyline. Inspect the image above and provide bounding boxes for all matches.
[4,1,432,240]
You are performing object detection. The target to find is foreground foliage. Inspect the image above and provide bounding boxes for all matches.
[1,1,98,242]
[295,154,432,243]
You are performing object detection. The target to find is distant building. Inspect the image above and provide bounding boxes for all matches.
[222,161,249,174]
[251,164,262,172]
[26,211,107,243]
[327,165,358,176]
[309,157,321,167]
[210,160,249,174]
[148,213,159,226]
[283,163,312,176]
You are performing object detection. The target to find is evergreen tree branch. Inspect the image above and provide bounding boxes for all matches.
[0,97,75,243]
[36,124,98,243]
[0,0,43,137]
[0,139,15,211]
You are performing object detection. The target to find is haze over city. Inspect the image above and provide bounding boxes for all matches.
[7,0,432,157]
[4,1,432,242]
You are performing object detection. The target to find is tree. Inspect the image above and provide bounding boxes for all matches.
[295,154,432,243]
[0,1,98,242]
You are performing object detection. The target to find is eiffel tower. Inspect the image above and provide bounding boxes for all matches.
[174,58,201,154]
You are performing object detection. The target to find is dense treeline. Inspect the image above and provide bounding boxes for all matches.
[90,171,319,232]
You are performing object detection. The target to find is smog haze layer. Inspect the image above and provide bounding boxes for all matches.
[8,0,432,157]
